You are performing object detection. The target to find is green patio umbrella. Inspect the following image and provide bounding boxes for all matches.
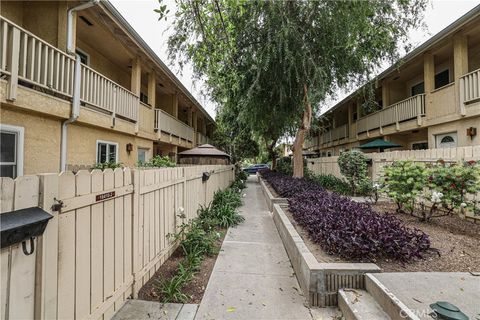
[359,139,402,152]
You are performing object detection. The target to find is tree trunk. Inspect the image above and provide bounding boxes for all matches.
[292,84,313,178]
[266,140,277,170]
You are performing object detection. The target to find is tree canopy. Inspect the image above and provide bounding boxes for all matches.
[158,0,427,175]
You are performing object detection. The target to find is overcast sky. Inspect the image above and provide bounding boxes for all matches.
[110,0,479,118]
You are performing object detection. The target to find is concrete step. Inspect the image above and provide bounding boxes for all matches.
[338,289,390,320]
[365,274,419,320]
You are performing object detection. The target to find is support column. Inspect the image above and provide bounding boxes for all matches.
[147,72,156,107]
[381,81,390,108]
[202,118,207,135]
[423,52,435,120]
[347,103,353,140]
[453,33,468,116]
[131,58,141,132]
[57,2,69,51]
[187,107,193,126]
[172,94,179,118]
[131,58,142,95]
[193,110,198,145]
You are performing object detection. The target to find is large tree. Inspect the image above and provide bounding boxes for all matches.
[159,0,426,177]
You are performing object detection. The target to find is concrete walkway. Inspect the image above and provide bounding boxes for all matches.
[195,176,339,320]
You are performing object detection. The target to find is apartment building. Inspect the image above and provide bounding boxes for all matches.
[0,0,215,178]
[305,5,480,156]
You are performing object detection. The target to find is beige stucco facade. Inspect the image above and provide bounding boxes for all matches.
[0,1,216,177]
[308,9,480,156]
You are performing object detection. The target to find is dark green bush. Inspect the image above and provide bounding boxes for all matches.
[92,162,123,170]
[309,173,351,195]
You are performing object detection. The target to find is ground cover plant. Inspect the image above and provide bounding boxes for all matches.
[153,176,245,303]
[262,170,430,261]
[260,170,324,198]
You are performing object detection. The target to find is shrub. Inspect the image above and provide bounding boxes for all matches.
[138,155,176,168]
[289,189,430,262]
[382,160,427,214]
[276,156,311,177]
[423,160,480,218]
[92,162,123,170]
[337,150,369,195]
[309,173,351,195]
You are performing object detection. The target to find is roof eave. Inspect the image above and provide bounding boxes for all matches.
[100,0,215,124]
[320,4,480,119]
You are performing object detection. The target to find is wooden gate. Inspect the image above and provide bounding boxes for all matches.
[0,165,234,320]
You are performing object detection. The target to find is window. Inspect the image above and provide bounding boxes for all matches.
[411,82,425,96]
[0,124,24,178]
[435,132,457,148]
[76,49,89,65]
[435,69,450,89]
[140,92,149,105]
[412,141,428,150]
[352,112,358,121]
[138,148,149,163]
[96,140,118,164]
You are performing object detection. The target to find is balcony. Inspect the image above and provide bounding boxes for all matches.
[320,124,349,144]
[304,136,318,149]
[460,68,480,105]
[0,16,138,122]
[356,94,425,134]
[197,132,212,145]
[155,109,194,143]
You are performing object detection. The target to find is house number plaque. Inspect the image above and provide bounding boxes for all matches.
[95,191,115,202]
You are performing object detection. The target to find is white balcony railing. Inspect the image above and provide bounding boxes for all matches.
[460,68,480,104]
[197,132,212,145]
[1,17,75,97]
[0,16,139,122]
[155,109,194,142]
[80,64,138,121]
[356,94,425,134]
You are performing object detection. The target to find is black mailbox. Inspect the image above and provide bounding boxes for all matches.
[202,172,211,182]
[1,207,53,254]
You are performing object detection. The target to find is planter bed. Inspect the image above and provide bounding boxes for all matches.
[371,202,480,273]
[259,177,288,212]
[273,204,380,307]
[138,229,226,303]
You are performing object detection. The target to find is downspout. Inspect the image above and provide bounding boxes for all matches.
[60,0,99,172]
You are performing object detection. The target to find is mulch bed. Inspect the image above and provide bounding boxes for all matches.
[285,202,480,273]
[138,230,226,303]
[371,202,480,272]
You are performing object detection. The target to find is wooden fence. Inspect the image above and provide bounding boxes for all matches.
[307,146,480,181]
[0,165,234,320]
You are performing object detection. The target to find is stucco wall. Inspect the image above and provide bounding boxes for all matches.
[428,116,480,148]
[1,105,154,174]
[2,1,62,47]
[67,123,153,168]
[1,106,61,174]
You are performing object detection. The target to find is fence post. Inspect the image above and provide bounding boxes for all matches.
[35,174,59,320]
[131,169,141,298]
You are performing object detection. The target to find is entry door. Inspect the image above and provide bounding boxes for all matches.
[435,132,457,148]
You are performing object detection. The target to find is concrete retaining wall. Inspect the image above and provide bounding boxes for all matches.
[259,178,288,212]
[272,204,381,307]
